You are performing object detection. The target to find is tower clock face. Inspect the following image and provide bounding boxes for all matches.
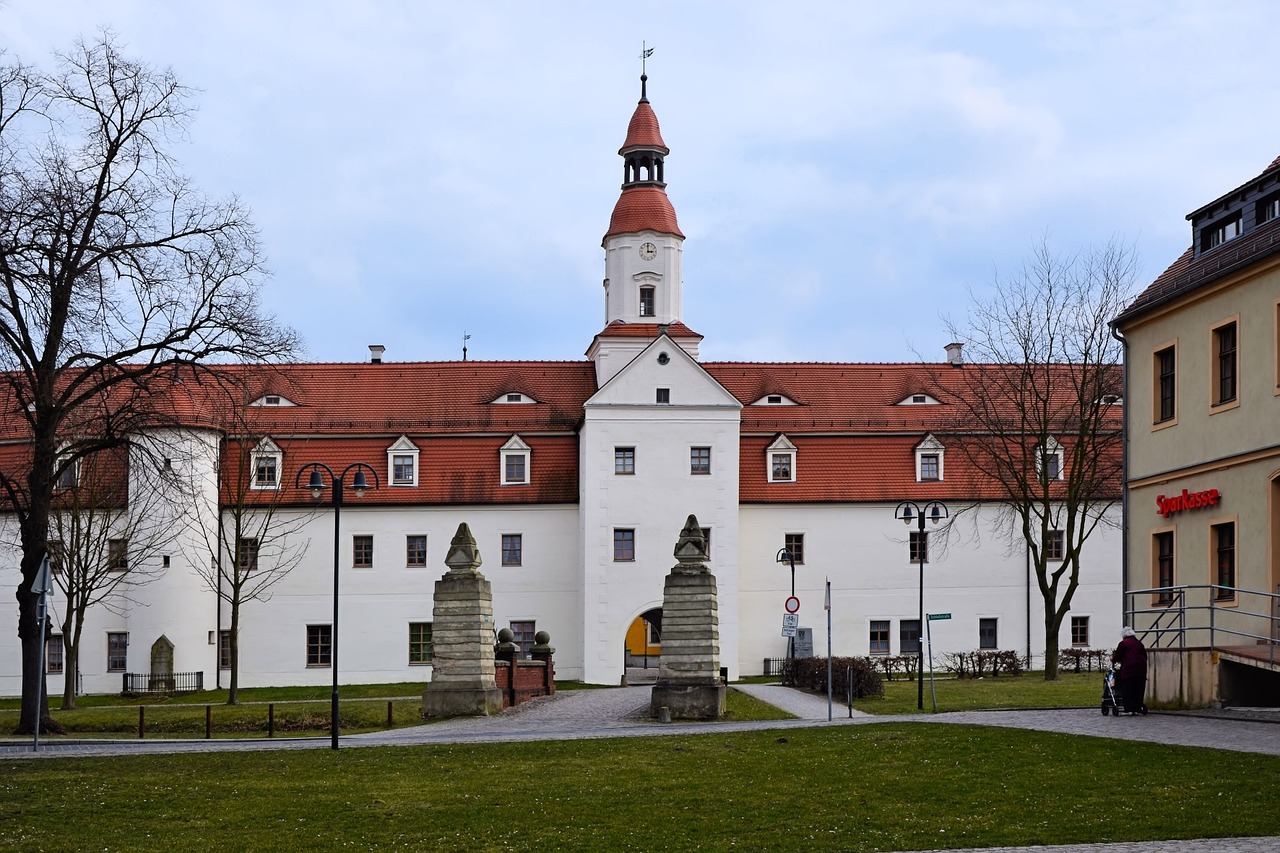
[639,242,657,261]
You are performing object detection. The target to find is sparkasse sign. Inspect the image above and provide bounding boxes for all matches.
[1156,488,1221,518]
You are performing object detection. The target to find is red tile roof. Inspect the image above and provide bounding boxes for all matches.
[603,185,684,242]
[588,321,703,349]
[621,101,668,153]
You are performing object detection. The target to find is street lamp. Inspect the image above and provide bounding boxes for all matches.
[894,500,948,710]
[295,461,379,750]
[776,547,798,675]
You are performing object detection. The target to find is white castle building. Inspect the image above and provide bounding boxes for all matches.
[0,76,1122,696]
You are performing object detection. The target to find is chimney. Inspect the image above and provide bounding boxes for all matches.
[369,345,385,364]
[944,342,964,367]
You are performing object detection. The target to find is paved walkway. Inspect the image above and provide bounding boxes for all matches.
[3,685,1279,852]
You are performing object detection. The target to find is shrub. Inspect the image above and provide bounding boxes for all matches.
[874,655,919,681]
[941,650,1025,678]
[783,656,884,699]
[1058,648,1111,673]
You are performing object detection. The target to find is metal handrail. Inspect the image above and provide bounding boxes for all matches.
[1124,584,1280,665]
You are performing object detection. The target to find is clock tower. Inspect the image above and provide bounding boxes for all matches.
[590,74,697,384]
[600,73,685,328]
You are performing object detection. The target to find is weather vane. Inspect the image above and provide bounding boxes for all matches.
[462,331,471,362]
[640,42,654,75]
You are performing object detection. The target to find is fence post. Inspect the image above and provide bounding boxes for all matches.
[268,703,275,738]
[138,705,145,739]
[386,701,393,728]
[206,705,212,739]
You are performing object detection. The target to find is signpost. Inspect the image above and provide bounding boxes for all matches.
[925,612,951,711]
[781,613,799,637]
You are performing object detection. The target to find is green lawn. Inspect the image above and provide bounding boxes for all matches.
[852,671,1102,715]
[0,685,788,738]
[1,724,1273,851]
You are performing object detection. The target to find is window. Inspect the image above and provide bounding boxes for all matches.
[1202,215,1241,251]
[909,531,928,564]
[614,447,635,475]
[237,537,259,572]
[767,435,797,483]
[386,436,419,486]
[1212,521,1236,601]
[690,446,711,475]
[1155,345,1176,424]
[406,535,427,567]
[869,620,889,655]
[500,436,530,486]
[1154,530,1175,605]
[919,454,939,481]
[915,435,944,481]
[47,542,65,575]
[1071,616,1089,647]
[768,395,783,404]
[251,438,282,489]
[1258,194,1280,224]
[510,621,536,659]
[307,625,332,667]
[656,388,670,404]
[353,535,373,569]
[783,533,805,565]
[1044,530,1064,561]
[900,619,921,656]
[409,622,433,664]
[219,630,231,670]
[502,533,523,567]
[55,459,78,490]
[46,634,63,674]
[107,539,128,572]
[107,632,128,672]
[1038,438,1063,482]
[613,528,635,561]
[1212,320,1238,407]
[506,393,521,402]
[639,286,655,317]
[978,618,998,650]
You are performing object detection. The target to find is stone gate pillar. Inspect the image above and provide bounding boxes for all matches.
[422,523,503,717]
[651,514,726,719]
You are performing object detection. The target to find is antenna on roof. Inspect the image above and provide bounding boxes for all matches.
[462,331,471,362]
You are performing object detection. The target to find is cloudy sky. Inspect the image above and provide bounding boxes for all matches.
[6,2,1279,364]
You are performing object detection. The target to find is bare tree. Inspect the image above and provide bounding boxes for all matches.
[185,398,311,705]
[937,238,1134,679]
[0,35,297,734]
[48,439,189,708]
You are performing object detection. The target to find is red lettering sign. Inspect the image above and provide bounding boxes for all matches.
[1155,488,1221,518]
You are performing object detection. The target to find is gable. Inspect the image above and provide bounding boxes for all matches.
[586,336,741,409]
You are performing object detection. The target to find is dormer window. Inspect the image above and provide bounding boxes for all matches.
[500,436,531,486]
[639,286,656,317]
[1202,215,1241,252]
[249,394,296,407]
[767,435,797,483]
[1257,194,1280,225]
[490,392,537,405]
[54,444,78,490]
[915,434,945,482]
[1037,437,1064,482]
[250,438,282,490]
[386,436,419,487]
[897,393,941,406]
[752,393,797,406]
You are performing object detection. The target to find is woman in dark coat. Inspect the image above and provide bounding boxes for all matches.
[1112,627,1148,715]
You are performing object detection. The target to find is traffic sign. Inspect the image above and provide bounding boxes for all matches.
[927,612,952,621]
[782,613,799,637]
[784,596,800,614]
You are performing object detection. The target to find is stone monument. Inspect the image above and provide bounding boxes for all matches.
[422,522,503,717]
[651,514,726,719]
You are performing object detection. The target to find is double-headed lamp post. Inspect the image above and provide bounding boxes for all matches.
[295,461,379,750]
[776,547,798,668]
[894,499,948,711]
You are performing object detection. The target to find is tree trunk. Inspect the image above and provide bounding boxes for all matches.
[227,601,240,706]
[61,643,79,711]
[1043,611,1061,680]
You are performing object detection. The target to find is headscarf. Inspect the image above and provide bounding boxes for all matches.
[1121,626,1136,638]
